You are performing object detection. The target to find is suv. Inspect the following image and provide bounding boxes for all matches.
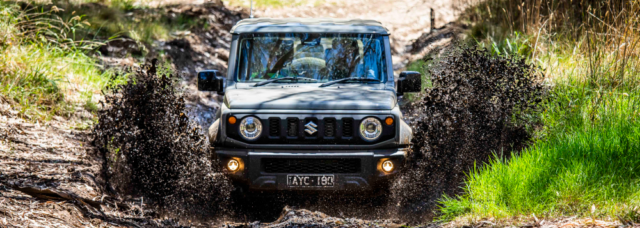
[198,18,421,191]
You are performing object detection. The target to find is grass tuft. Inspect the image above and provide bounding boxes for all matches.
[0,1,126,120]
[440,85,640,220]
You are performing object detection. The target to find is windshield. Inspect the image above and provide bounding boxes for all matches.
[236,33,387,83]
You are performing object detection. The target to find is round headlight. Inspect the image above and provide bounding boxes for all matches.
[240,116,262,140]
[359,117,382,142]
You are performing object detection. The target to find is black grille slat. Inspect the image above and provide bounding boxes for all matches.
[262,158,360,174]
[342,118,353,137]
[228,115,395,144]
[324,118,336,137]
[287,118,299,137]
[269,118,280,136]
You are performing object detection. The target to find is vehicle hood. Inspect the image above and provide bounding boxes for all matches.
[225,86,396,110]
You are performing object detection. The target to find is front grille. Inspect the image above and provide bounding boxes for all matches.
[342,118,354,137]
[324,118,336,137]
[269,118,280,136]
[230,115,394,144]
[262,158,361,173]
[287,118,298,137]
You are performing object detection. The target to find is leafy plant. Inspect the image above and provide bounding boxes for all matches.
[0,2,125,120]
[439,0,640,221]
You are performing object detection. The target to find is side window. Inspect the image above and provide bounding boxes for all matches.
[362,38,385,80]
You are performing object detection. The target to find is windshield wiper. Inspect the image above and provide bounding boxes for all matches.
[253,77,317,87]
[319,77,379,87]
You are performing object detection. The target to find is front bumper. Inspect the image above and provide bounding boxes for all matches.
[215,148,407,191]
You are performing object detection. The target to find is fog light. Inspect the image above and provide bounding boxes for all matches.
[382,160,394,172]
[227,159,239,172]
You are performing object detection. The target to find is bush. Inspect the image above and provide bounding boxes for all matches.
[92,60,232,218]
[391,47,543,221]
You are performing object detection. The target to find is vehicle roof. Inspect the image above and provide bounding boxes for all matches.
[230,18,389,35]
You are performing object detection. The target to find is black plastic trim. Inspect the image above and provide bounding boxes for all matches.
[222,137,398,150]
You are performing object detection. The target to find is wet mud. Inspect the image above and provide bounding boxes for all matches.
[92,60,233,220]
[1,0,551,226]
[89,46,544,225]
[391,47,544,222]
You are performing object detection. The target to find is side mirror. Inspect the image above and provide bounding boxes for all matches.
[397,71,422,96]
[197,70,224,95]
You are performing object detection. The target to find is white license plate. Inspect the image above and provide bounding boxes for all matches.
[287,174,335,187]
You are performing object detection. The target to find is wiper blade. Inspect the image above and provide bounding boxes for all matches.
[253,77,317,87]
[319,77,379,87]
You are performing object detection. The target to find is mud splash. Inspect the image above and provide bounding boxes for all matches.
[90,47,543,224]
[393,47,543,222]
[92,60,233,219]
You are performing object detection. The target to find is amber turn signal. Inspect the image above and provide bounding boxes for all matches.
[385,117,394,126]
[228,116,237,124]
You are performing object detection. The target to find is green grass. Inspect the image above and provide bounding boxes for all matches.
[42,0,211,46]
[65,8,180,46]
[1,0,225,120]
[0,42,126,120]
[435,0,640,222]
[439,82,640,220]
[0,1,127,120]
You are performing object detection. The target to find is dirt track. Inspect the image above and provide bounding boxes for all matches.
[0,0,466,227]
[0,1,630,227]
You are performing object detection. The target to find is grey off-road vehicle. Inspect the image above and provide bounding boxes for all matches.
[198,18,421,191]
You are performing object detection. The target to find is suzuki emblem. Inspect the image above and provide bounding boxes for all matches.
[304,121,318,135]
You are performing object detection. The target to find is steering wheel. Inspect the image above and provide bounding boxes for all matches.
[290,57,326,78]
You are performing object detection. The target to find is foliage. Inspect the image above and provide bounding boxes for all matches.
[0,1,124,120]
[481,31,533,58]
[440,0,640,222]
[440,84,640,220]
[51,1,229,45]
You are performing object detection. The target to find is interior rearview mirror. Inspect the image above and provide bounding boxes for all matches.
[197,70,224,95]
[397,71,422,96]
